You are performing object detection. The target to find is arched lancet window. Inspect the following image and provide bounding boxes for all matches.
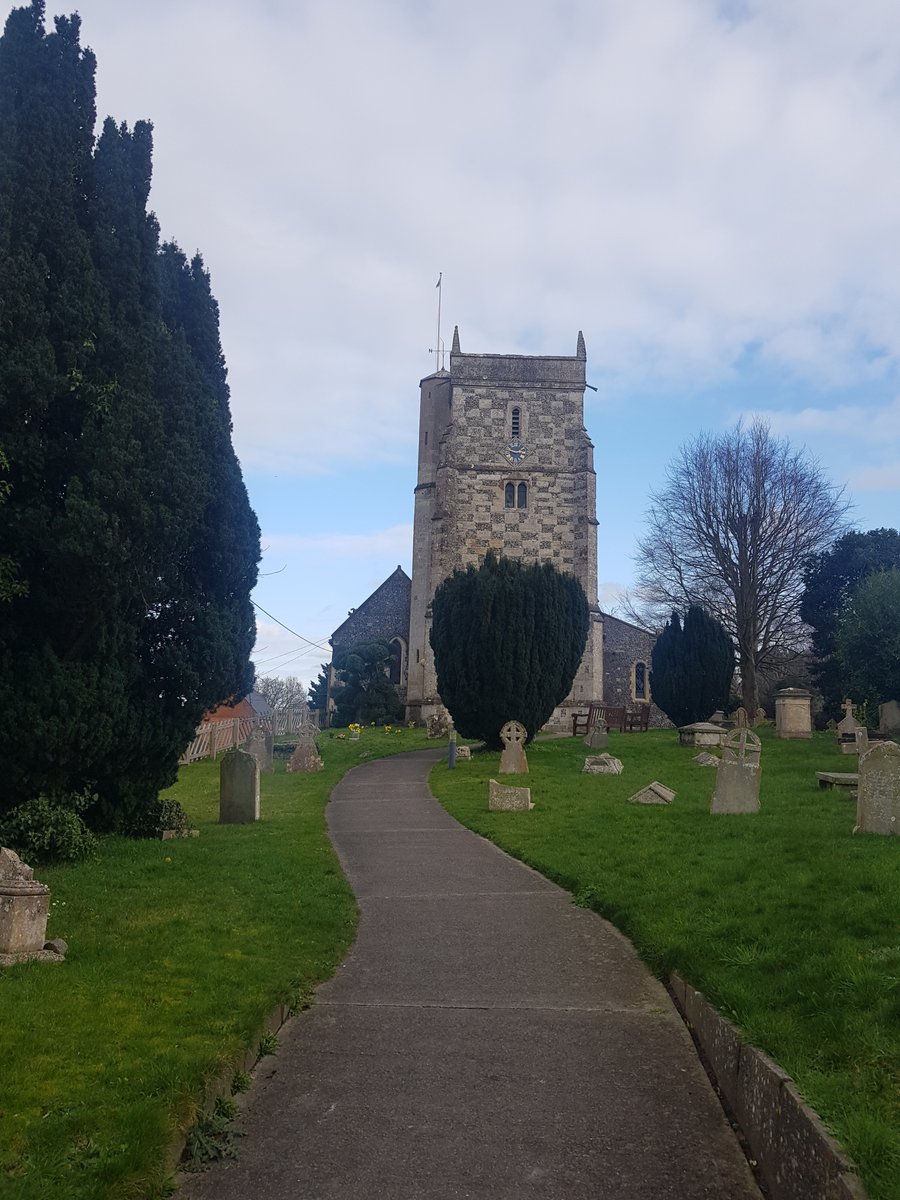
[517,481,527,508]
[505,482,515,508]
[511,407,520,440]
[388,638,404,686]
[634,661,648,700]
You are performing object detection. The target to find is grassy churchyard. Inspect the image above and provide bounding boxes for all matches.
[429,727,900,1200]
[0,726,432,1200]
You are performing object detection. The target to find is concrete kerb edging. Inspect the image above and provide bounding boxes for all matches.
[669,972,868,1200]
[166,1000,291,1177]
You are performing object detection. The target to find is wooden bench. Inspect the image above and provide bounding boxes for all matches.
[571,704,627,736]
[624,705,651,732]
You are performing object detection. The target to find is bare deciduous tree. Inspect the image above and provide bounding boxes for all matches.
[254,674,308,712]
[631,420,850,713]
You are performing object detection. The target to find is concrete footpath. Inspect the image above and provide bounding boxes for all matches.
[181,749,761,1199]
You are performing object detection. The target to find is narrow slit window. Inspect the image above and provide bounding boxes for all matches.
[505,482,515,508]
[517,482,527,508]
[634,661,647,700]
[511,407,520,440]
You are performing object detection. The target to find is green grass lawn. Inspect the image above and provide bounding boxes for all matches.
[0,725,433,1200]
[430,728,900,1200]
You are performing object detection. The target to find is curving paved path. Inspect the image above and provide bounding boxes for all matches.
[181,748,761,1199]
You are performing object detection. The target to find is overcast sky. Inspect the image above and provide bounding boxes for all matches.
[41,0,900,684]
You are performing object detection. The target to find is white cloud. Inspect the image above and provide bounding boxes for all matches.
[66,0,900,475]
[849,463,900,492]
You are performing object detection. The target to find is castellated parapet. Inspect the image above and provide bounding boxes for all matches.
[406,331,603,727]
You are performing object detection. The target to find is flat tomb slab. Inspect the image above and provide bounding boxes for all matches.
[816,772,858,790]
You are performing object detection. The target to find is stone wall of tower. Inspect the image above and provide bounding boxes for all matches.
[406,335,603,725]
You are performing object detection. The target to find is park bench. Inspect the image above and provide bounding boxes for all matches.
[624,705,651,732]
[571,704,627,736]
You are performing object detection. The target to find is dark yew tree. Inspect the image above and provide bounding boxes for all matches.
[308,665,329,714]
[333,641,403,727]
[430,551,589,749]
[0,2,259,828]
[650,606,734,728]
[800,528,900,716]
[833,570,900,713]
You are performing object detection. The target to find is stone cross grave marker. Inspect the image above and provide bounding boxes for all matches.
[837,699,862,737]
[288,723,324,772]
[219,748,260,823]
[0,847,51,960]
[855,741,900,835]
[711,727,762,814]
[246,727,274,774]
[499,720,529,774]
[879,700,900,736]
[584,720,608,750]
[488,779,533,811]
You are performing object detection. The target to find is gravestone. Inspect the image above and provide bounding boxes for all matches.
[488,779,533,811]
[219,748,260,823]
[711,727,762,814]
[855,741,900,835]
[679,722,726,748]
[0,847,52,962]
[775,688,812,739]
[753,708,767,727]
[499,720,529,774]
[879,700,900,736]
[628,782,675,805]
[708,710,726,725]
[837,699,862,738]
[455,745,472,761]
[854,727,869,756]
[584,719,608,750]
[693,752,719,766]
[246,728,274,773]
[287,724,324,773]
[733,707,748,729]
[583,754,624,775]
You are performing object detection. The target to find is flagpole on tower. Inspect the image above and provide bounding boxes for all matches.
[435,272,442,372]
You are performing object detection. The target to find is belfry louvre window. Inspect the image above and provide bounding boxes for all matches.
[517,482,527,507]
[511,407,521,440]
[505,482,515,508]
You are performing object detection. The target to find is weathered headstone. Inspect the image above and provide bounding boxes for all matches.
[583,754,624,775]
[775,688,812,739]
[287,724,324,773]
[711,728,762,814]
[246,727,274,773]
[855,741,900,835]
[0,848,52,962]
[854,727,870,756]
[499,720,529,774]
[679,722,726,748]
[753,708,767,727]
[733,707,748,729]
[455,745,472,761]
[584,719,609,750]
[219,748,260,823]
[488,779,533,811]
[628,782,675,805]
[879,700,900,736]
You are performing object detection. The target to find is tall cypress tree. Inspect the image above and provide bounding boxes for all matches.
[650,606,734,728]
[0,3,259,825]
[430,551,589,748]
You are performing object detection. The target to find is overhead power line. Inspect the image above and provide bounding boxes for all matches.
[251,599,332,653]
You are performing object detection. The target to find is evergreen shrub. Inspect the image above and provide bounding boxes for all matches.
[0,791,98,864]
[650,606,734,728]
[430,551,589,749]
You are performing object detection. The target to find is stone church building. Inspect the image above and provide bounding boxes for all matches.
[325,330,660,729]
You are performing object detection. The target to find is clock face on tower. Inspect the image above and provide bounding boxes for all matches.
[504,440,527,465]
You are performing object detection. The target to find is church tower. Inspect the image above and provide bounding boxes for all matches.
[405,329,603,727]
